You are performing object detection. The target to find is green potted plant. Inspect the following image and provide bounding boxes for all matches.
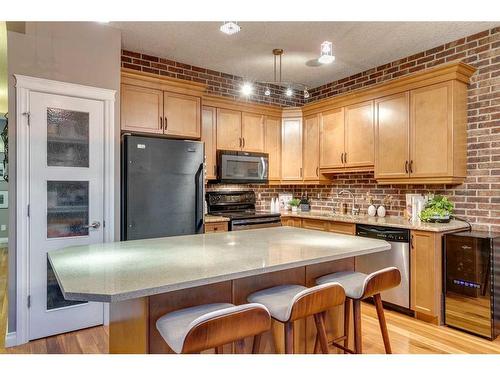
[289,198,301,213]
[419,195,454,223]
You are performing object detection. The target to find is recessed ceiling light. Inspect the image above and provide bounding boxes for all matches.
[285,88,293,97]
[318,41,335,64]
[241,82,253,96]
[220,22,241,35]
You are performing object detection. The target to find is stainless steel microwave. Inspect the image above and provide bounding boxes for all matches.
[217,150,269,184]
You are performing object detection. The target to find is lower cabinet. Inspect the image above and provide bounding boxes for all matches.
[410,230,442,324]
[204,222,228,233]
[281,217,302,228]
[281,217,355,235]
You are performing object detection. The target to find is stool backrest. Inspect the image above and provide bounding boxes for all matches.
[362,267,401,299]
[182,303,271,353]
[289,282,345,321]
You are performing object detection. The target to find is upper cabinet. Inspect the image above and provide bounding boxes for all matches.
[216,108,241,151]
[375,80,467,184]
[319,101,374,173]
[121,84,163,134]
[241,112,265,152]
[163,92,201,138]
[344,101,374,169]
[265,116,282,183]
[374,92,410,180]
[120,71,204,139]
[202,106,217,180]
[303,114,327,183]
[281,112,303,182]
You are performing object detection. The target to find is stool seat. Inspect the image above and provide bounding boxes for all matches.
[316,271,369,299]
[247,285,307,322]
[156,303,234,353]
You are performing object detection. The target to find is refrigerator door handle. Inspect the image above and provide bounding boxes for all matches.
[194,162,204,234]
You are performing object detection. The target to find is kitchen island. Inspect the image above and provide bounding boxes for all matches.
[49,227,390,354]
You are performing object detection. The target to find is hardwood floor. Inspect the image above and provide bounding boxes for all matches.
[2,302,500,354]
[0,246,8,350]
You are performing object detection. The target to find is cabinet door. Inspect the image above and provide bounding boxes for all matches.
[303,115,320,181]
[163,92,201,138]
[202,106,217,180]
[410,230,441,321]
[281,118,303,181]
[320,108,344,169]
[345,101,374,168]
[121,84,163,134]
[375,92,410,179]
[242,112,265,152]
[265,116,281,181]
[216,108,242,151]
[410,82,453,178]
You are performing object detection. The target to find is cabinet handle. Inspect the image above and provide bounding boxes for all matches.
[411,234,415,249]
[405,160,409,174]
[164,117,168,130]
[300,167,303,178]
[341,153,344,164]
[344,152,347,164]
[214,165,216,175]
[316,166,319,176]
[239,137,242,148]
[160,117,163,130]
[242,138,245,148]
[409,160,414,174]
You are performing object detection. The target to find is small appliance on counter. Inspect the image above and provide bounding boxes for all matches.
[444,231,499,340]
[206,190,281,231]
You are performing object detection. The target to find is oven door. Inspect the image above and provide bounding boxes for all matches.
[231,217,281,231]
[218,151,268,183]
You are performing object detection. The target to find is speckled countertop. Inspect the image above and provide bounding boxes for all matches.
[48,227,390,303]
[205,215,230,223]
[281,210,470,233]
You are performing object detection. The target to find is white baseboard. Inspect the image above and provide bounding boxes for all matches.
[4,331,17,348]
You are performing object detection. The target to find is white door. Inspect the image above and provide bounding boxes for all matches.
[28,91,105,340]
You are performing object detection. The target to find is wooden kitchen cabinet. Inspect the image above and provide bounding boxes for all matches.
[327,221,355,235]
[281,116,303,182]
[375,92,410,180]
[410,230,442,324]
[242,112,265,152]
[320,107,344,170]
[121,84,163,134]
[163,92,201,139]
[281,217,302,227]
[265,116,282,182]
[302,218,327,231]
[303,114,321,181]
[344,101,374,169]
[376,81,467,185]
[204,222,228,233]
[202,106,217,180]
[216,108,242,151]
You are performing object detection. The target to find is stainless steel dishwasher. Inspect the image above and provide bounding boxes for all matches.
[355,224,411,310]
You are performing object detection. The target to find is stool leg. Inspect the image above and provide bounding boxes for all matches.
[252,334,262,354]
[234,339,245,354]
[313,313,329,354]
[373,293,392,354]
[284,321,294,354]
[344,298,351,354]
[352,299,362,354]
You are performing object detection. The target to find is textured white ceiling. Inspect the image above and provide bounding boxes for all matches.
[112,21,499,88]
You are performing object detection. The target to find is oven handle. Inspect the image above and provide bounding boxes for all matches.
[232,222,282,231]
[231,217,281,225]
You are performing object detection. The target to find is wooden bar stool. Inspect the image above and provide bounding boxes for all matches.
[315,266,401,354]
[247,283,345,354]
[156,302,271,354]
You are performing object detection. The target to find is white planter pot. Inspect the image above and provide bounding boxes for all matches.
[367,204,377,217]
[291,206,298,213]
[377,205,386,217]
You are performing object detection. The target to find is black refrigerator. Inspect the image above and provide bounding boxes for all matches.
[121,135,205,240]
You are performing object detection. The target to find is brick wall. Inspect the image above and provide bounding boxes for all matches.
[121,50,304,107]
[208,27,500,232]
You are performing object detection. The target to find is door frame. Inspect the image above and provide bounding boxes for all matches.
[14,75,115,345]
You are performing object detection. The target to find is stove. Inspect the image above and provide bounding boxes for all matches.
[206,191,281,231]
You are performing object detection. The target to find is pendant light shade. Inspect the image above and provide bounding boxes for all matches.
[319,41,335,64]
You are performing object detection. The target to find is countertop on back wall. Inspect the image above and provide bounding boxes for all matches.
[280,210,470,233]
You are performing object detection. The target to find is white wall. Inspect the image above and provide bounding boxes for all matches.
[7,22,121,333]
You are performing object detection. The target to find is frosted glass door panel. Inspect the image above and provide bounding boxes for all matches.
[47,108,89,167]
[47,181,89,238]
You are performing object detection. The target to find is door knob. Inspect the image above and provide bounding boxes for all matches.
[83,221,101,230]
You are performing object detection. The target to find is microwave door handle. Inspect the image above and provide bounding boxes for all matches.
[260,157,266,179]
